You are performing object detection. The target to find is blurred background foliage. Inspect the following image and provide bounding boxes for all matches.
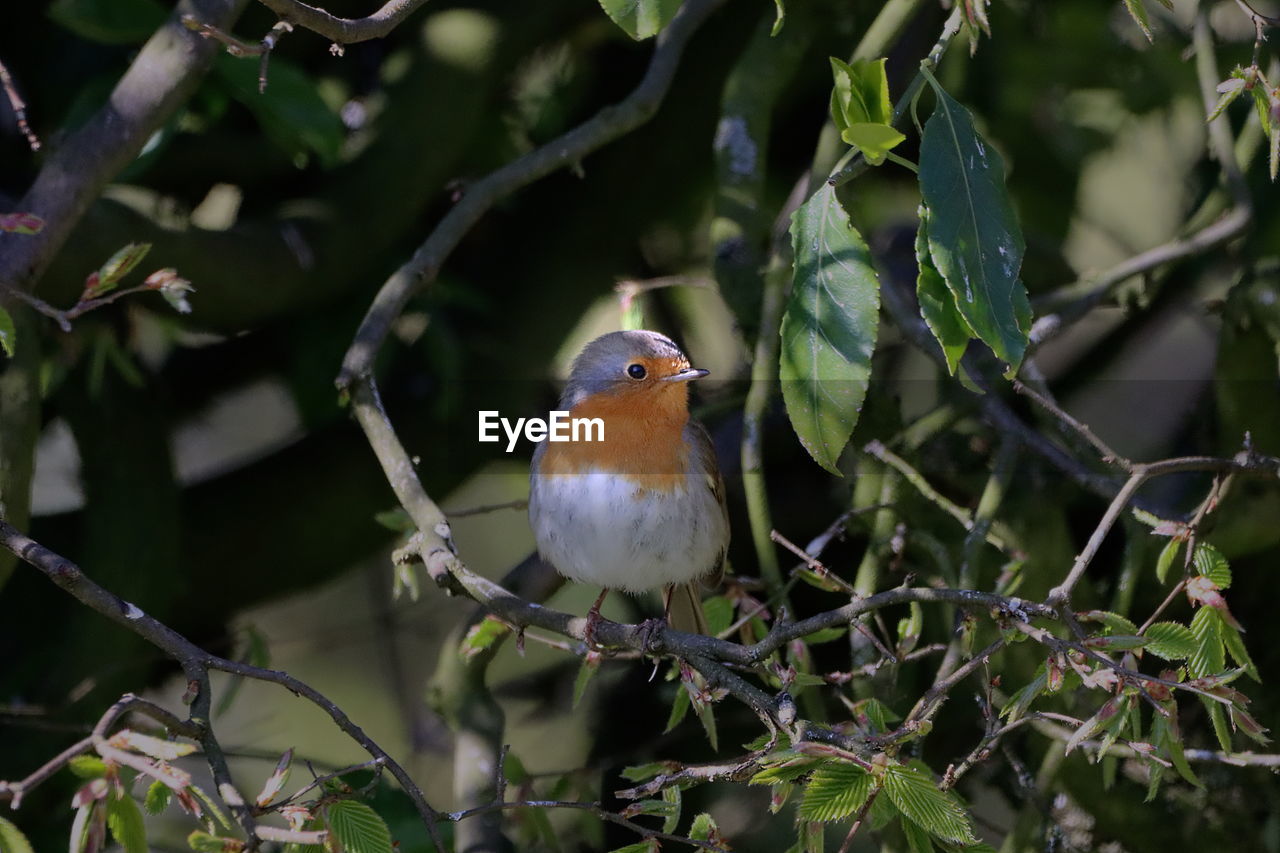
[1,0,1279,850]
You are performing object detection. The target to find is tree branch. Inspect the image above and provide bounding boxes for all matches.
[253,0,427,44]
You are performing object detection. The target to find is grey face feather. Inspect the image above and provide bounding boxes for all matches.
[560,330,687,408]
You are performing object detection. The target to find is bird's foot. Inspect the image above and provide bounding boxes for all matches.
[637,616,668,656]
[583,588,610,650]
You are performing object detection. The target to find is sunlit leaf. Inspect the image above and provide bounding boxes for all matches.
[780,182,881,473]
[882,762,974,843]
[0,815,35,853]
[798,762,872,822]
[1192,543,1231,589]
[1155,537,1181,584]
[1188,606,1225,678]
[144,780,171,815]
[325,800,393,853]
[598,0,680,40]
[106,792,148,853]
[1144,621,1196,660]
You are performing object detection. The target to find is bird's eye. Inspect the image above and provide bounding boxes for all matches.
[627,363,647,380]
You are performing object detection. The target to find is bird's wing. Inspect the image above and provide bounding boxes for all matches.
[685,419,729,587]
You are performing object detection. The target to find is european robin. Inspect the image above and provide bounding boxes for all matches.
[529,330,729,640]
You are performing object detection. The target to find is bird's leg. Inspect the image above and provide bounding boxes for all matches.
[636,586,675,658]
[584,588,610,649]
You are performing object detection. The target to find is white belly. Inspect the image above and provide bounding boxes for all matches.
[528,468,727,593]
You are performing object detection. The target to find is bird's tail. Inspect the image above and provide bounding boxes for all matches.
[665,582,710,635]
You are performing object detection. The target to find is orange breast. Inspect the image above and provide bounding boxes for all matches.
[538,382,691,491]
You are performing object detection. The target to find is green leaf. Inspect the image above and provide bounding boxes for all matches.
[461,615,511,659]
[780,182,881,473]
[915,205,973,374]
[1208,77,1247,122]
[829,58,904,165]
[68,755,108,778]
[107,792,148,853]
[901,816,936,853]
[1221,620,1260,681]
[840,124,907,166]
[999,665,1048,721]
[1155,537,1181,584]
[881,763,975,844]
[1192,543,1231,589]
[1078,610,1139,636]
[598,0,680,40]
[702,595,734,637]
[621,799,679,819]
[216,55,345,168]
[664,681,690,733]
[47,0,167,44]
[0,816,35,853]
[326,800,394,853]
[144,780,172,815]
[1204,698,1234,753]
[187,831,237,852]
[689,812,719,841]
[771,0,785,35]
[662,787,682,835]
[800,819,825,853]
[750,757,819,786]
[1189,606,1225,678]
[0,306,14,359]
[1144,622,1197,660]
[84,242,152,298]
[919,71,1030,374]
[1065,697,1124,755]
[797,762,872,822]
[619,762,671,783]
[256,748,294,808]
[1123,0,1153,41]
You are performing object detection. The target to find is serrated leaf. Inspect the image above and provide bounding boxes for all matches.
[689,812,719,841]
[797,762,873,822]
[901,816,936,853]
[881,763,974,843]
[1192,543,1231,589]
[326,800,393,853]
[1065,698,1123,755]
[780,182,881,473]
[598,0,680,40]
[1221,620,1260,681]
[107,793,147,853]
[1204,698,1234,753]
[1189,606,1225,678]
[144,780,171,815]
[1155,537,1180,584]
[0,306,14,358]
[1144,622,1196,660]
[919,72,1030,374]
[620,799,679,819]
[0,816,35,853]
[1123,0,1153,41]
[1208,78,1246,121]
[916,206,973,373]
[662,787,681,835]
[619,762,670,783]
[999,666,1048,721]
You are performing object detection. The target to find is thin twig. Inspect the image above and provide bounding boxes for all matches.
[0,56,40,151]
[1012,380,1132,471]
[446,799,728,852]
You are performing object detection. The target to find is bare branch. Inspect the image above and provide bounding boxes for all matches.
[0,56,40,152]
[253,0,427,44]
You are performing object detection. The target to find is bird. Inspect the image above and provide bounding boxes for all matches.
[529,330,729,643]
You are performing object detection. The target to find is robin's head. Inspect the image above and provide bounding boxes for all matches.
[561,330,708,409]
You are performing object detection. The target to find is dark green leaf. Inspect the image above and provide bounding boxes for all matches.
[0,816,34,853]
[326,800,394,853]
[1204,698,1233,753]
[216,55,345,168]
[780,182,881,473]
[598,0,680,40]
[797,762,872,822]
[48,0,167,44]
[107,792,148,853]
[1221,620,1260,681]
[919,72,1030,374]
[1189,606,1225,678]
[665,682,690,733]
[901,816,936,853]
[881,763,975,843]
[702,595,734,636]
[915,205,973,374]
[1144,621,1196,660]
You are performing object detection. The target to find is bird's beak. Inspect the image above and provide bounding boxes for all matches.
[663,367,710,382]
